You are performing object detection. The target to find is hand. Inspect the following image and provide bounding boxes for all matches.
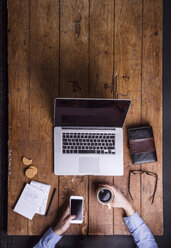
[53,207,76,235]
[100,184,135,216]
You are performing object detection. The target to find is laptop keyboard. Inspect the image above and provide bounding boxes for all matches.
[62,132,115,154]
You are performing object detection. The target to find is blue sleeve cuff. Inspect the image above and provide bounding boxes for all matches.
[124,212,144,233]
[45,227,62,243]
[34,227,62,248]
[124,212,158,248]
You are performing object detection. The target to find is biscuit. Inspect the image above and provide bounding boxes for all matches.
[25,168,36,178]
[22,156,32,165]
[29,165,38,175]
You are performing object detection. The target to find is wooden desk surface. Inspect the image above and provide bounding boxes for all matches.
[8,0,163,235]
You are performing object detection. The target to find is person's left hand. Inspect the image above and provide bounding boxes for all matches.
[53,206,76,235]
[99,184,135,216]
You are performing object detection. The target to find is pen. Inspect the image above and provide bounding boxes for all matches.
[45,187,56,217]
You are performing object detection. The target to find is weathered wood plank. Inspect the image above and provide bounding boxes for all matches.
[89,0,114,235]
[8,0,29,235]
[29,0,59,235]
[113,0,142,235]
[59,0,89,98]
[59,0,89,235]
[141,0,163,235]
[7,0,163,236]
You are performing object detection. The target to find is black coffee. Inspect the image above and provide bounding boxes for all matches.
[98,189,111,202]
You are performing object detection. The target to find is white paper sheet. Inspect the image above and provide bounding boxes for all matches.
[13,183,44,220]
[30,181,51,215]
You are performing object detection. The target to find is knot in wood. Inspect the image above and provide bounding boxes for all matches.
[104,83,108,89]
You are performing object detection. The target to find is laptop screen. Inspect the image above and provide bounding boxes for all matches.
[54,98,131,128]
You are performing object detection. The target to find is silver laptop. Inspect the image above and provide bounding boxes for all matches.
[54,98,131,176]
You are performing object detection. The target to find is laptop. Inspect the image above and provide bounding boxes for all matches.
[54,98,131,176]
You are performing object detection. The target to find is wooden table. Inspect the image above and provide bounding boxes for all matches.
[8,0,163,235]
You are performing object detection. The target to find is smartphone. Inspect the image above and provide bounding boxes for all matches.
[69,196,83,224]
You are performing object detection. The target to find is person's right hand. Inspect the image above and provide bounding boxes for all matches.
[100,184,135,216]
[53,207,76,235]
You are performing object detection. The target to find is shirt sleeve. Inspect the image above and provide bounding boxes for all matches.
[124,212,158,248]
[33,227,62,248]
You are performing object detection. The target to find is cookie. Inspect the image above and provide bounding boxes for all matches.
[29,165,38,175]
[25,168,36,178]
[22,156,32,165]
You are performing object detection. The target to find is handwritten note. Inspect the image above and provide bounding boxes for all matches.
[14,181,51,220]
[14,183,44,220]
[30,181,51,215]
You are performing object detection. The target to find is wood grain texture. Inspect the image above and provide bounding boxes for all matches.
[8,0,163,235]
[59,0,89,235]
[89,0,114,235]
[60,0,89,98]
[89,0,114,99]
[8,0,29,235]
[28,0,59,235]
[113,0,142,235]
[141,0,163,235]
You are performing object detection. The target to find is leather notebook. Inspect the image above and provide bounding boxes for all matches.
[127,126,157,165]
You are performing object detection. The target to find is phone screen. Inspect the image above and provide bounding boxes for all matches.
[71,199,83,220]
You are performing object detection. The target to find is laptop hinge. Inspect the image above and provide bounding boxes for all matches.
[61,126,116,130]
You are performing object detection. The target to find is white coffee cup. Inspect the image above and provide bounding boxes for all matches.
[96,187,114,208]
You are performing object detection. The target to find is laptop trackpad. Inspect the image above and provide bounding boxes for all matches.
[79,157,100,173]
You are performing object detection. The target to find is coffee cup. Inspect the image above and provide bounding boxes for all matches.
[96,187,114,208]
